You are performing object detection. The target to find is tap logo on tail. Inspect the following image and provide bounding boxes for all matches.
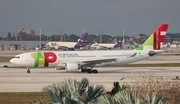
[136,24,169,50]
[153,24,168,50]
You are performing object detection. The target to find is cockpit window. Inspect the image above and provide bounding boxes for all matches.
[14,56,20,58]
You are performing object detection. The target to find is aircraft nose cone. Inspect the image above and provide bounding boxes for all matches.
[10,58,14,63]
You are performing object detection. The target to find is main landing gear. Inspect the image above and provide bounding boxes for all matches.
[27,67,31,73]
[81,68,98,74]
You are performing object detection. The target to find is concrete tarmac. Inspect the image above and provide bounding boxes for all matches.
[0,67,180,92]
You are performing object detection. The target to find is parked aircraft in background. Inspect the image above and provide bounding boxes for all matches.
[45,33,88,50]
[10,24,169,74]
[91,37,123,50]
[128,42,142,49]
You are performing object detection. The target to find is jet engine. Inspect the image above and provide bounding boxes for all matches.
[148,51,157,56]
[65,63,80,72]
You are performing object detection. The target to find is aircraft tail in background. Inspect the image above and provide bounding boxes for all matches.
[74,33,88,48]
[136,24,169,50]
[114,37,123,48]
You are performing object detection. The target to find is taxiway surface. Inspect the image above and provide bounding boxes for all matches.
[0,67,180,92]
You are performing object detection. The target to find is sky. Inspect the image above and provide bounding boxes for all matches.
[0,0,180,37]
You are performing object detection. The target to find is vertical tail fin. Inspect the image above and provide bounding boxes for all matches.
[79,33,88,43]
[136,24,169,50]
[74,33,88,48]
[114,37,123,48]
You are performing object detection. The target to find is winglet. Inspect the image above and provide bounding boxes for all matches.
[136,24,169,50]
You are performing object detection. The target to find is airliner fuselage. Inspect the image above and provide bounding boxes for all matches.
[10,50,150,68]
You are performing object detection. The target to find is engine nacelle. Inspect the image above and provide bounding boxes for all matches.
[55,66,65,70]
[56,63,66,70]
[65,63,80,72]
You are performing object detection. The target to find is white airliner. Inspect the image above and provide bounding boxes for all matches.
[91,37,123,50]
[46,33,88,50]
[10,24,169,74]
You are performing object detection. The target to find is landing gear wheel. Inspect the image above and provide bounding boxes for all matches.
[81,68,98,74]
[27,67,31,73]
[81,69,87,73]
[87,69,93,74]
[93,70,98,73]
[27,70,31,73]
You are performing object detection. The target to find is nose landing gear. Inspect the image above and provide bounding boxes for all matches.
[27,67,31,73]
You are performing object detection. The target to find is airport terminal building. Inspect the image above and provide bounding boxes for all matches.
[13,29,35,37]
[0,41,47,50]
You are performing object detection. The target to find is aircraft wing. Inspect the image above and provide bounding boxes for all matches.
[79,58,117,65]
[59,52,137,66]
[80,52,137,65]
[60,58,117,66]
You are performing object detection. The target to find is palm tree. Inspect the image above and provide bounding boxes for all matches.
[82,84,105,104]
[143,92,168,104]
[110,82,126,95]
[114,90,142,104]
[32,78,168,104]
[95,91,168,104]
[42,78,105,104]
[94,94,116,104]
[114,91,168,104]
[28,99,44,104]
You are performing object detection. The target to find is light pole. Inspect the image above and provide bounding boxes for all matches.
[39,28,41,49]
[60,28,63,42]
[83,28,85,34]
[100,28,102,43]
[123,28,125,44]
